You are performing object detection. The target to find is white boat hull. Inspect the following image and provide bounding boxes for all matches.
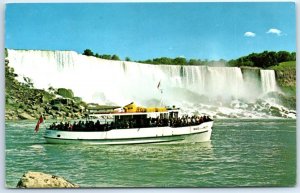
[44,121,213,145]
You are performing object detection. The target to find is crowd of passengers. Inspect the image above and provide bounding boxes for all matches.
[48,115,213,132]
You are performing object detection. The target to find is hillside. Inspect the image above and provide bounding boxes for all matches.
[5,59,87,120]
[271,61,296,96]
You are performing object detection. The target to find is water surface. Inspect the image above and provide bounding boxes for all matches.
[5,119,296,187]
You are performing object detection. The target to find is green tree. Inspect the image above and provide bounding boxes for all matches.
[227,59,238,67]
[23,77,34,88]
[5,48,8,58]
[290,52,296,61]
[173,57,187,65]
[57,88,74,98]
[153,57,173,65]
[228,50,295,68]
[188,59,203,65]
[47,86,56,94]
[125,57,131,61]
[242,60,254,67]
[276,51,291,63]
[261,51,278,68]
[144,59,153,64]
[83,49,94,56]
[111,55,120,60]
[100,54,112,60]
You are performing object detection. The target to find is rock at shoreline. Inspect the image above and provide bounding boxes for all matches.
[18,112,35,120]
[16,171,79,188]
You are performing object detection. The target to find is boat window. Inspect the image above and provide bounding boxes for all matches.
[160,113,168,119]
[169,112,179,119]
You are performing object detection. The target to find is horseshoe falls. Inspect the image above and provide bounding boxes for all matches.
[7,49,294,118]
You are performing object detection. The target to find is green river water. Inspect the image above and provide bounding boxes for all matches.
[5,119,296,188]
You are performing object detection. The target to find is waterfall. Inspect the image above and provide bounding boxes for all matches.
[206,67,245,99]
[8,49,257,104]
[7,49,289,118]
[241,67,261,98]
[260,70,278,93]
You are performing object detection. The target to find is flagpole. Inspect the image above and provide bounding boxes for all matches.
[159,89,163,106]
[157,80,164,106]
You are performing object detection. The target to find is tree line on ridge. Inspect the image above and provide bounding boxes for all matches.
[227,51,296,68]
[81,49,296,68]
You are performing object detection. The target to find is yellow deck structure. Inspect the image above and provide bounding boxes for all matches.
[123,102,167,113]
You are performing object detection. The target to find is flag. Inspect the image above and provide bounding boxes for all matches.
[35,115,44,133]
[157,81,163,94]
[157,81,161,89]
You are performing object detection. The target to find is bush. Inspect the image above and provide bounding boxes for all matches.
[56,88,74,98]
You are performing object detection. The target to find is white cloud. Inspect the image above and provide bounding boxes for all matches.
[266,28,282,36]
[244,32,256,37]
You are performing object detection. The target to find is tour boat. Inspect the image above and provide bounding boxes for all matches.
[43,103,213,145]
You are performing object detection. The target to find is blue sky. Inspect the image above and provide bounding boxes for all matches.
[5,2,296,61]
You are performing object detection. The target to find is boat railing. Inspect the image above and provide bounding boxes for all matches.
[47,116,213,132]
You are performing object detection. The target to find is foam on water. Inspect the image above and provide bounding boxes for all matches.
[29,145,44,149]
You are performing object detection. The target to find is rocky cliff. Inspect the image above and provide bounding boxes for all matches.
[270,61,296,110]
[5,59,87,120]
[272,61,296,93]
